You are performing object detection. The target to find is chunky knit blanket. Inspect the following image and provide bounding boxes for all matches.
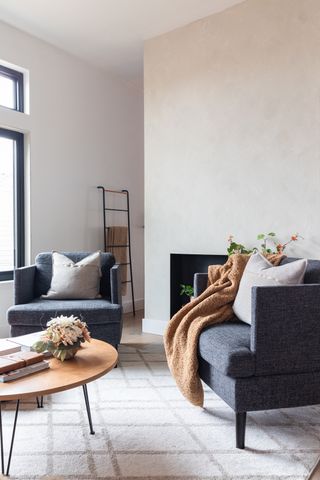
[164,253,283,407]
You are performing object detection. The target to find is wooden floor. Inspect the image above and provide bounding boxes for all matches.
[309,457,320,479]
[121,309,163,345]
[308,457,320,480]
[123,310,320,479]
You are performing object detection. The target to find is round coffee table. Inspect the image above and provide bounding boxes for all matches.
[0,339,118,476]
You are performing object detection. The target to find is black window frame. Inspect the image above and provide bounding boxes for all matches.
[0,65,24,113]
[0,128,25,281]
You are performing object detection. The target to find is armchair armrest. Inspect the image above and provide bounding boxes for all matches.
[250,284,320,376]
[14,265,36,304]
[194,273,208,297]
[110,264,122,305]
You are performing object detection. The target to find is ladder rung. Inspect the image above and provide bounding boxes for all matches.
[105,208,128,212]
[97,186,127,195]
[121,280,132,284]
[117,262,130,266]
[107,244,129,248]
[104,189,127,195]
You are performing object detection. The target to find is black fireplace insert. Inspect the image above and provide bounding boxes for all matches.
[170,253,227,317]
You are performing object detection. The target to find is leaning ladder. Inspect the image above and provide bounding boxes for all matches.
[97,186,135,316]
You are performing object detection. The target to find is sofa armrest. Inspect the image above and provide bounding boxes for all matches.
[250,284,320,376]
[14,265,36,305]
[110,264,122,305]
[194,273,208,297]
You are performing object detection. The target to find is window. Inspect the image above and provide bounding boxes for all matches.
[0,128,24,280]
[0,65,24,112]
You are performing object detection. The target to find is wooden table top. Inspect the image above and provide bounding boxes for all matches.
[0,339,118,401]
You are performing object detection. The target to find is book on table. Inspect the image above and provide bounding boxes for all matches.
[0,339,22,356]
[7,332,52,357]
[0,351,45,374]
[6,331,44,350]
[0,350,48,383]
[0,360,49,382]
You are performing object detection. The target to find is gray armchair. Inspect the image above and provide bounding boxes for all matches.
[7,252,123,348]
[194,257,320,449]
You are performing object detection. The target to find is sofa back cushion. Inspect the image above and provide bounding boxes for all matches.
[34,252,115,299]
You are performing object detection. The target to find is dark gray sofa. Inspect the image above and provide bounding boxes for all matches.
[7,252,123,348]
[194,257,320,449]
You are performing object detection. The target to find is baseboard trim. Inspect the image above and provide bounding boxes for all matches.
[122,298,144,314]
[142,318,166,336]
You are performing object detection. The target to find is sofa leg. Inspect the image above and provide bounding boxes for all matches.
[236,412,246,449]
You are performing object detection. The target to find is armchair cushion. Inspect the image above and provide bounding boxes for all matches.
[8,298,121,328]
[198,321,255,378]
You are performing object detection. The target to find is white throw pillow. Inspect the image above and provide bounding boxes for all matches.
[233,252,307,325]
[42,251,102,300]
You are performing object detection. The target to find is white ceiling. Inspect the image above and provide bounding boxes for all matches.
[0,0,244,85]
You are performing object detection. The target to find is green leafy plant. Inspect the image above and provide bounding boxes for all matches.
[227,241,253,257]
[227,233,302,256]
[257,232,277,254]
[180,284,194,297]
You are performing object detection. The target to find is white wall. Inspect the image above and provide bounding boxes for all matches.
[0,20,144,337]
[144,0,320,333]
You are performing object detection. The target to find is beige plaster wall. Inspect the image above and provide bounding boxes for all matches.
[144,0,320,332]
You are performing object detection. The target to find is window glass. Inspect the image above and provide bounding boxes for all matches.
[0,75,15,109]
[0,64,23,112]
[0,129,24,280]
[0,136,15,272]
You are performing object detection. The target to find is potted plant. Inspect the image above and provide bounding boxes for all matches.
[227,233,302,256]
[180,284,194,303]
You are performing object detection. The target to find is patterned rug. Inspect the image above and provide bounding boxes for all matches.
[1,343,320,479]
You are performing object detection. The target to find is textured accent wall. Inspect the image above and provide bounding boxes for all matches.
[144,0,320,331]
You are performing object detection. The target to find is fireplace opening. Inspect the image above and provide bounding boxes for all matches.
[170,253,227,317]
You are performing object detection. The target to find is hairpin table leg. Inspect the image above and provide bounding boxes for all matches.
[36,396,44,408]
[0,402,4,475]
[82,385,95,435]
[6,400,20,476]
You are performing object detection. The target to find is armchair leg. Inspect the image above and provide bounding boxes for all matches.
[236,412,246,449]
[114,344,118,368]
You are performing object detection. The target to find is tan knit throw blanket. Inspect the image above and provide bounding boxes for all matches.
[164,253,283,407]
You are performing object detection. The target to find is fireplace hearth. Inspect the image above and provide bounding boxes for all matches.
[170,253,227,317]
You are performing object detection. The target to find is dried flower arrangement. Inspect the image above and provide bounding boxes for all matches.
[33,315,91,361]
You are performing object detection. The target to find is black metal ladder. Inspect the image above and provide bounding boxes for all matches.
[97,186,135,315]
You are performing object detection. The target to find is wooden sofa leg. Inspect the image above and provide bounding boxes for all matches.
[236,412,247,449]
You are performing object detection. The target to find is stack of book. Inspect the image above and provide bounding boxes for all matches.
[7,332,49,353]
[0,338,49,382]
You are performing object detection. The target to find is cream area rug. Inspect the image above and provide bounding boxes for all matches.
[1,343,320,479]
